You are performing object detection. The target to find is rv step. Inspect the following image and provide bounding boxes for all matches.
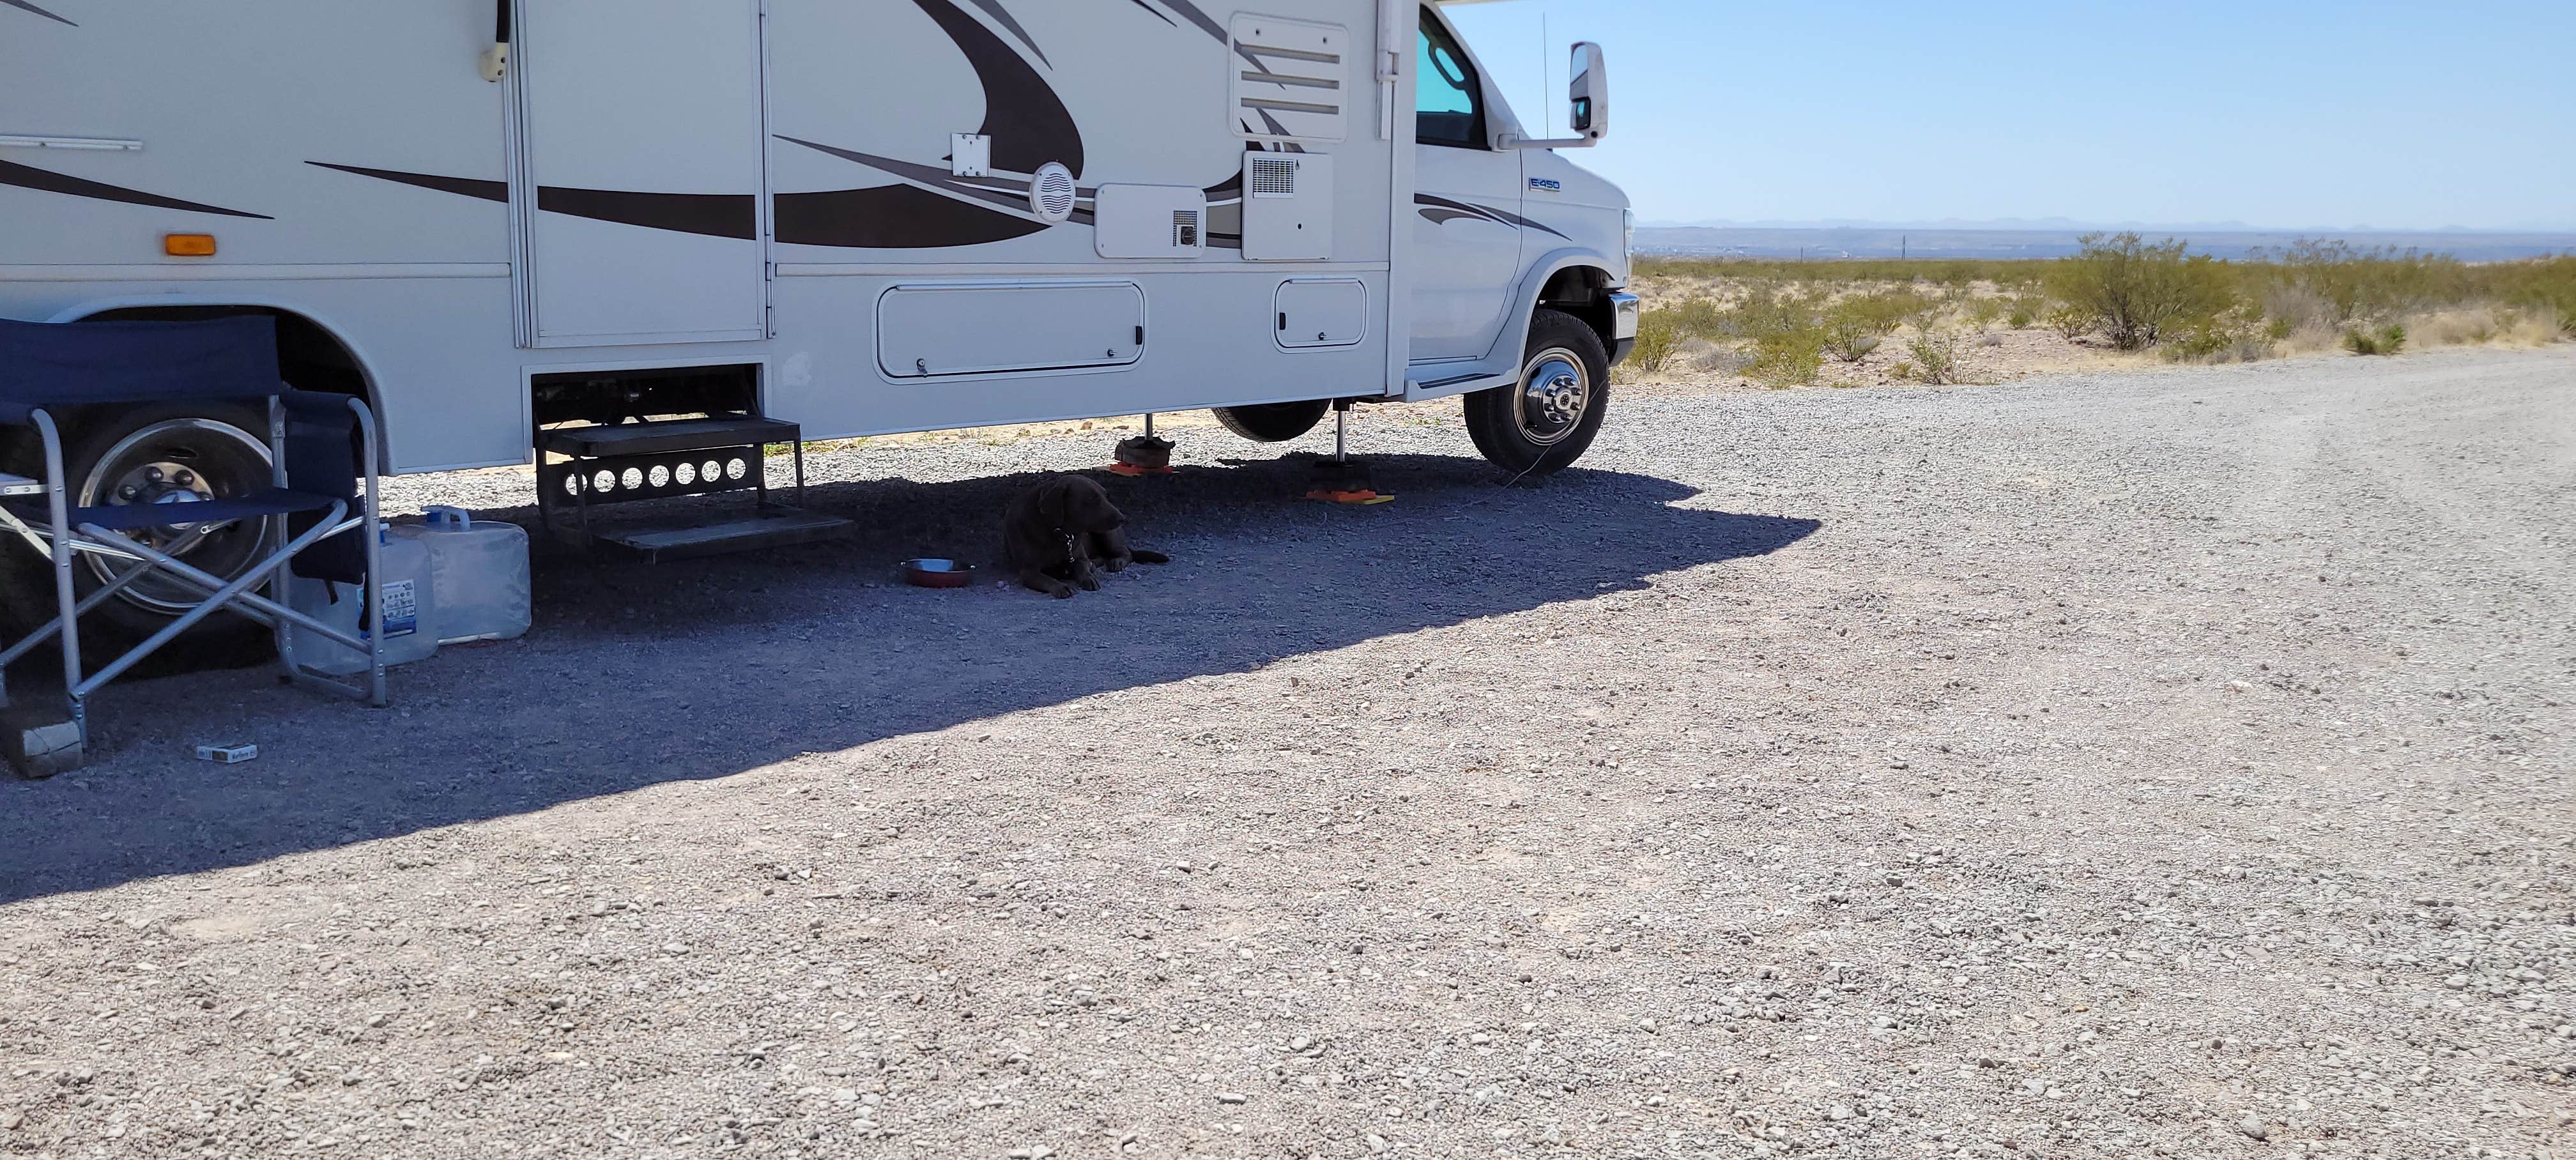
[538,415,802,458]
[588,507,853,564]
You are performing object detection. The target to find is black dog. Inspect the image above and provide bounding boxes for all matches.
[1000,475,1170,599]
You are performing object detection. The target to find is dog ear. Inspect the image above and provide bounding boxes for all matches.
[1036,478,1068,526]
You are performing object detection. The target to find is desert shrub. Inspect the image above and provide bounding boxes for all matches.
[1907,330,1963,385]
[2046,233,2237,350]
[1834,290,1931,335]
[2258,284,2340,335]
[1627,309,1682,374]
[2262,240,2465,321]
[1964,296,2007,331]
[1751,327,1825,385]
[2407,309,2499,347]
[2006,294,2045,328]
[2342,323,2407,356]
[1821,298,1897,361]
[1726,286,1819,341]
[1890,361,1917,381]
[1825,330,1881,362]
[2489,256,2576,336]
[1664,296,1726,340]
[2163,312,2275,363]
[1675,337,1752,376]
[2046,304,2095,341]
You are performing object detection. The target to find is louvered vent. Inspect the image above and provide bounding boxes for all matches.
[1029,162,1077,224]
[1248,155,1298,199]
[1170,210,1200,248]
[1230,15,1348,143]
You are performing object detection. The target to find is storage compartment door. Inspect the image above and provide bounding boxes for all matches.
[1275,279,1368,349]
[878,283,1146,378]
[516,0,767,347]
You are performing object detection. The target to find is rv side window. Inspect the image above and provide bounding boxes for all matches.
[1416,8,1485,149]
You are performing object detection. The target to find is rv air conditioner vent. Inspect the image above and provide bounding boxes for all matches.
[1171,210,1200,248]
[1248,156,1298,199]
[1029,162,1077,224]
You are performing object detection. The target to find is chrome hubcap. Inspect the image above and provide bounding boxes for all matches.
[77,418,273,613]
[1517,347,1590,446]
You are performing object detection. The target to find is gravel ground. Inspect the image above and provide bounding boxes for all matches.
[2,346,2572,1159]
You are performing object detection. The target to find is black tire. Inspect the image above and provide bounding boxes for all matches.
[1464,308,1611,478]
[5,403,279,675]
[1211,399,1332,443]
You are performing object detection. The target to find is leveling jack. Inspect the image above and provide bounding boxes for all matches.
[1306,400,1390,505]
[1108,413,1174,477]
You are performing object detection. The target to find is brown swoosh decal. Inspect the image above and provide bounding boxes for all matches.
[1148,0,1225,40]
[777,185,1049,249]
[0,158,270,218]
[907,0,1083,177]
[309,162,754,240]
[1,0,75,26]
[960,0,1048,65]
[535,187,754,240]
[308,162,505,203]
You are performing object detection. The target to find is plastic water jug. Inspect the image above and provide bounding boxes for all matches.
[286,522,437,675]
[400,506,532,645]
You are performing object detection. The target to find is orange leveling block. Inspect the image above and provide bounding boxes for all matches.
[1109,414,1175,475]
[1305,401,1391,504]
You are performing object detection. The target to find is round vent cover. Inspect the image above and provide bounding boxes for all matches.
[1029,162,1077,224]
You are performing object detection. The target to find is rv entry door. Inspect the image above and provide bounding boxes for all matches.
[513,0,768,347]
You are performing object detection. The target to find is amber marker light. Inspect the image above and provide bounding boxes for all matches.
[163,233,217,257]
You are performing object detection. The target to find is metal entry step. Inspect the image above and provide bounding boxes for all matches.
[588,508,853,563]
[534,415,849,561]
[537,415,804,459]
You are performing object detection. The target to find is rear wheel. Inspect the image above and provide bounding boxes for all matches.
[1463,309,1609,477]
[1211,399,1331,443]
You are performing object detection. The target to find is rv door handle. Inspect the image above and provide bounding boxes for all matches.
[1277,313,1287,332]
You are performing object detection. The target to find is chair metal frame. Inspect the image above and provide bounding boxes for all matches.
[0,395,387,765]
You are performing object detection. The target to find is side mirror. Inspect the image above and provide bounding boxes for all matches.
[1568,42,1608,141]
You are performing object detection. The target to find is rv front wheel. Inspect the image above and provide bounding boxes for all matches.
[1211,399,1332,443]
[1464,309,1609,478]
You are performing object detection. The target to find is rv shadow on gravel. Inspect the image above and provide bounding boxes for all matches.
[0,452,1817,904]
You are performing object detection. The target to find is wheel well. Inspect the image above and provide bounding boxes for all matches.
[69,305,372,402]
[1537,266,1616,347]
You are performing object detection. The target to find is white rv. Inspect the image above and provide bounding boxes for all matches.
[1,0,1635,630]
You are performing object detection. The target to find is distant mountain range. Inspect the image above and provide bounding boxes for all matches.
[1638,217,2576,234]
[1634,224,2576,263]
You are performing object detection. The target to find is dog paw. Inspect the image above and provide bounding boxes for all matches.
[1078,575,1102,591]
[1048,583,1075,599]
[1103,557,1128,573]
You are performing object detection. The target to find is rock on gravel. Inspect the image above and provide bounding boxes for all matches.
[1,346,2572,1159]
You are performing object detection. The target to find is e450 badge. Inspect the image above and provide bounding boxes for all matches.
[1528,178,1561,193]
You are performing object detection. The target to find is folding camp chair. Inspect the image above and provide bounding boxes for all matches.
[0,316,387,776]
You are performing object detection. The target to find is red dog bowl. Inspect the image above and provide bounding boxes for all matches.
[901,558,977,588]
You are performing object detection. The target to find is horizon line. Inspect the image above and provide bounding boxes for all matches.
[1638,219,2576,236]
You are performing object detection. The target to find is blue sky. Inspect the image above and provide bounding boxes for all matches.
[1443,1,2576,231]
